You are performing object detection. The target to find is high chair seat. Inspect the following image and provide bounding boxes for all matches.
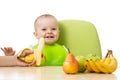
[57,20,102,58]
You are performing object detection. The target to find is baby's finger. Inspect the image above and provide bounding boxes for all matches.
[21,50,33,57]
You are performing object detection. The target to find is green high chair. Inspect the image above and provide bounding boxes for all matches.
[57,20,102,58]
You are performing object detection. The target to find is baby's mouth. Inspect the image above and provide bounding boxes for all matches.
[45,36,54,39]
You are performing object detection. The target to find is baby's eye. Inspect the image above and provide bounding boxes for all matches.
[42,28,46,31]
[51,28,57,30]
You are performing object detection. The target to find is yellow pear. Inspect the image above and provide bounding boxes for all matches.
[62,48,80,74]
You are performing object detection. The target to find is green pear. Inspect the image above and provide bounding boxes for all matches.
[75,56,86,72]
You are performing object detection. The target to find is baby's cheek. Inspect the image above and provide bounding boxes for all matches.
[56,35,59,40]
[41,32,46,37]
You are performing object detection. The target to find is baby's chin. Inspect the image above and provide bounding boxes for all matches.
[44,37,58,45]
[45,40,56,45]
[45,42,54,45]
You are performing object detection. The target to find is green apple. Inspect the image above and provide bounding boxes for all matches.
[86,54,100,61]
[75,56,86,72]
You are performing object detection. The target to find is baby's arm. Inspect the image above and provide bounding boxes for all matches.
[0,56,17,66]
[1,47,15,56]
[0,55,35,67]
[0,49,35,67]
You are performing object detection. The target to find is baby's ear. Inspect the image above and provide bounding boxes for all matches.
[33,32,36,36]
[33,32,39,38]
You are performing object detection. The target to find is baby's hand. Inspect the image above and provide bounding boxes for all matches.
[19,49,33,57]
[17,48,35,66]
[1,47,16,56]
[15,55,36,67]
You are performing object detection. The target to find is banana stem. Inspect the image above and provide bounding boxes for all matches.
[106,50,113,58]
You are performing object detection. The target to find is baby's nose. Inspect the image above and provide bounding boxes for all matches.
[47,30,52,34]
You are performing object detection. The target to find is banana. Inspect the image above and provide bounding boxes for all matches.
[17,48,34,63]
[103,50,113,65]
[34,37,45,66]
[88,60,100,73]
[85,50,118,74]
[96,57,117,73]
[103,55,111,65]
[95,50,117,73]
[106,54,118,73]
[102,50,118,73]
[17,48,31,57]
[84,60,94,72]
[94,60,109,73]
[17,37,45,66]
[100,57,106,63]
[100,50,110,63]
[85,50,118,73]
[24,54,34,63]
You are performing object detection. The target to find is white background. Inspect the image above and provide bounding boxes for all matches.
[0,0,120,66]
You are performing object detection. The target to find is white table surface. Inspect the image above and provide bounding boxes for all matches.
[0,66,119,80]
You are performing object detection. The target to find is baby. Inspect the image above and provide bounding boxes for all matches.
[32,14,67,66]
[1,14,67,66]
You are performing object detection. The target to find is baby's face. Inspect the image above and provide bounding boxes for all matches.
[34,17,59,45]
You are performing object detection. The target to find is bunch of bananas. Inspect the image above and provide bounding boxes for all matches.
[85,50,118,73]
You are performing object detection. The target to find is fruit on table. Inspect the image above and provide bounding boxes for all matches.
[17,37,46,66]
[75,56,86,72]
[86,53,100,61]
[19,53,34,63]
[85,50,118,73]
[17,48,34,63]
[62,48,79,74]
[34,37,45,66]
[24,54,34,63]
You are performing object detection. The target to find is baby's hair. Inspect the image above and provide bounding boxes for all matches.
[34,14,56,27]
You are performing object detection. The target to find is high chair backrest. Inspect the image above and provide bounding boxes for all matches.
[57,20,102,58]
